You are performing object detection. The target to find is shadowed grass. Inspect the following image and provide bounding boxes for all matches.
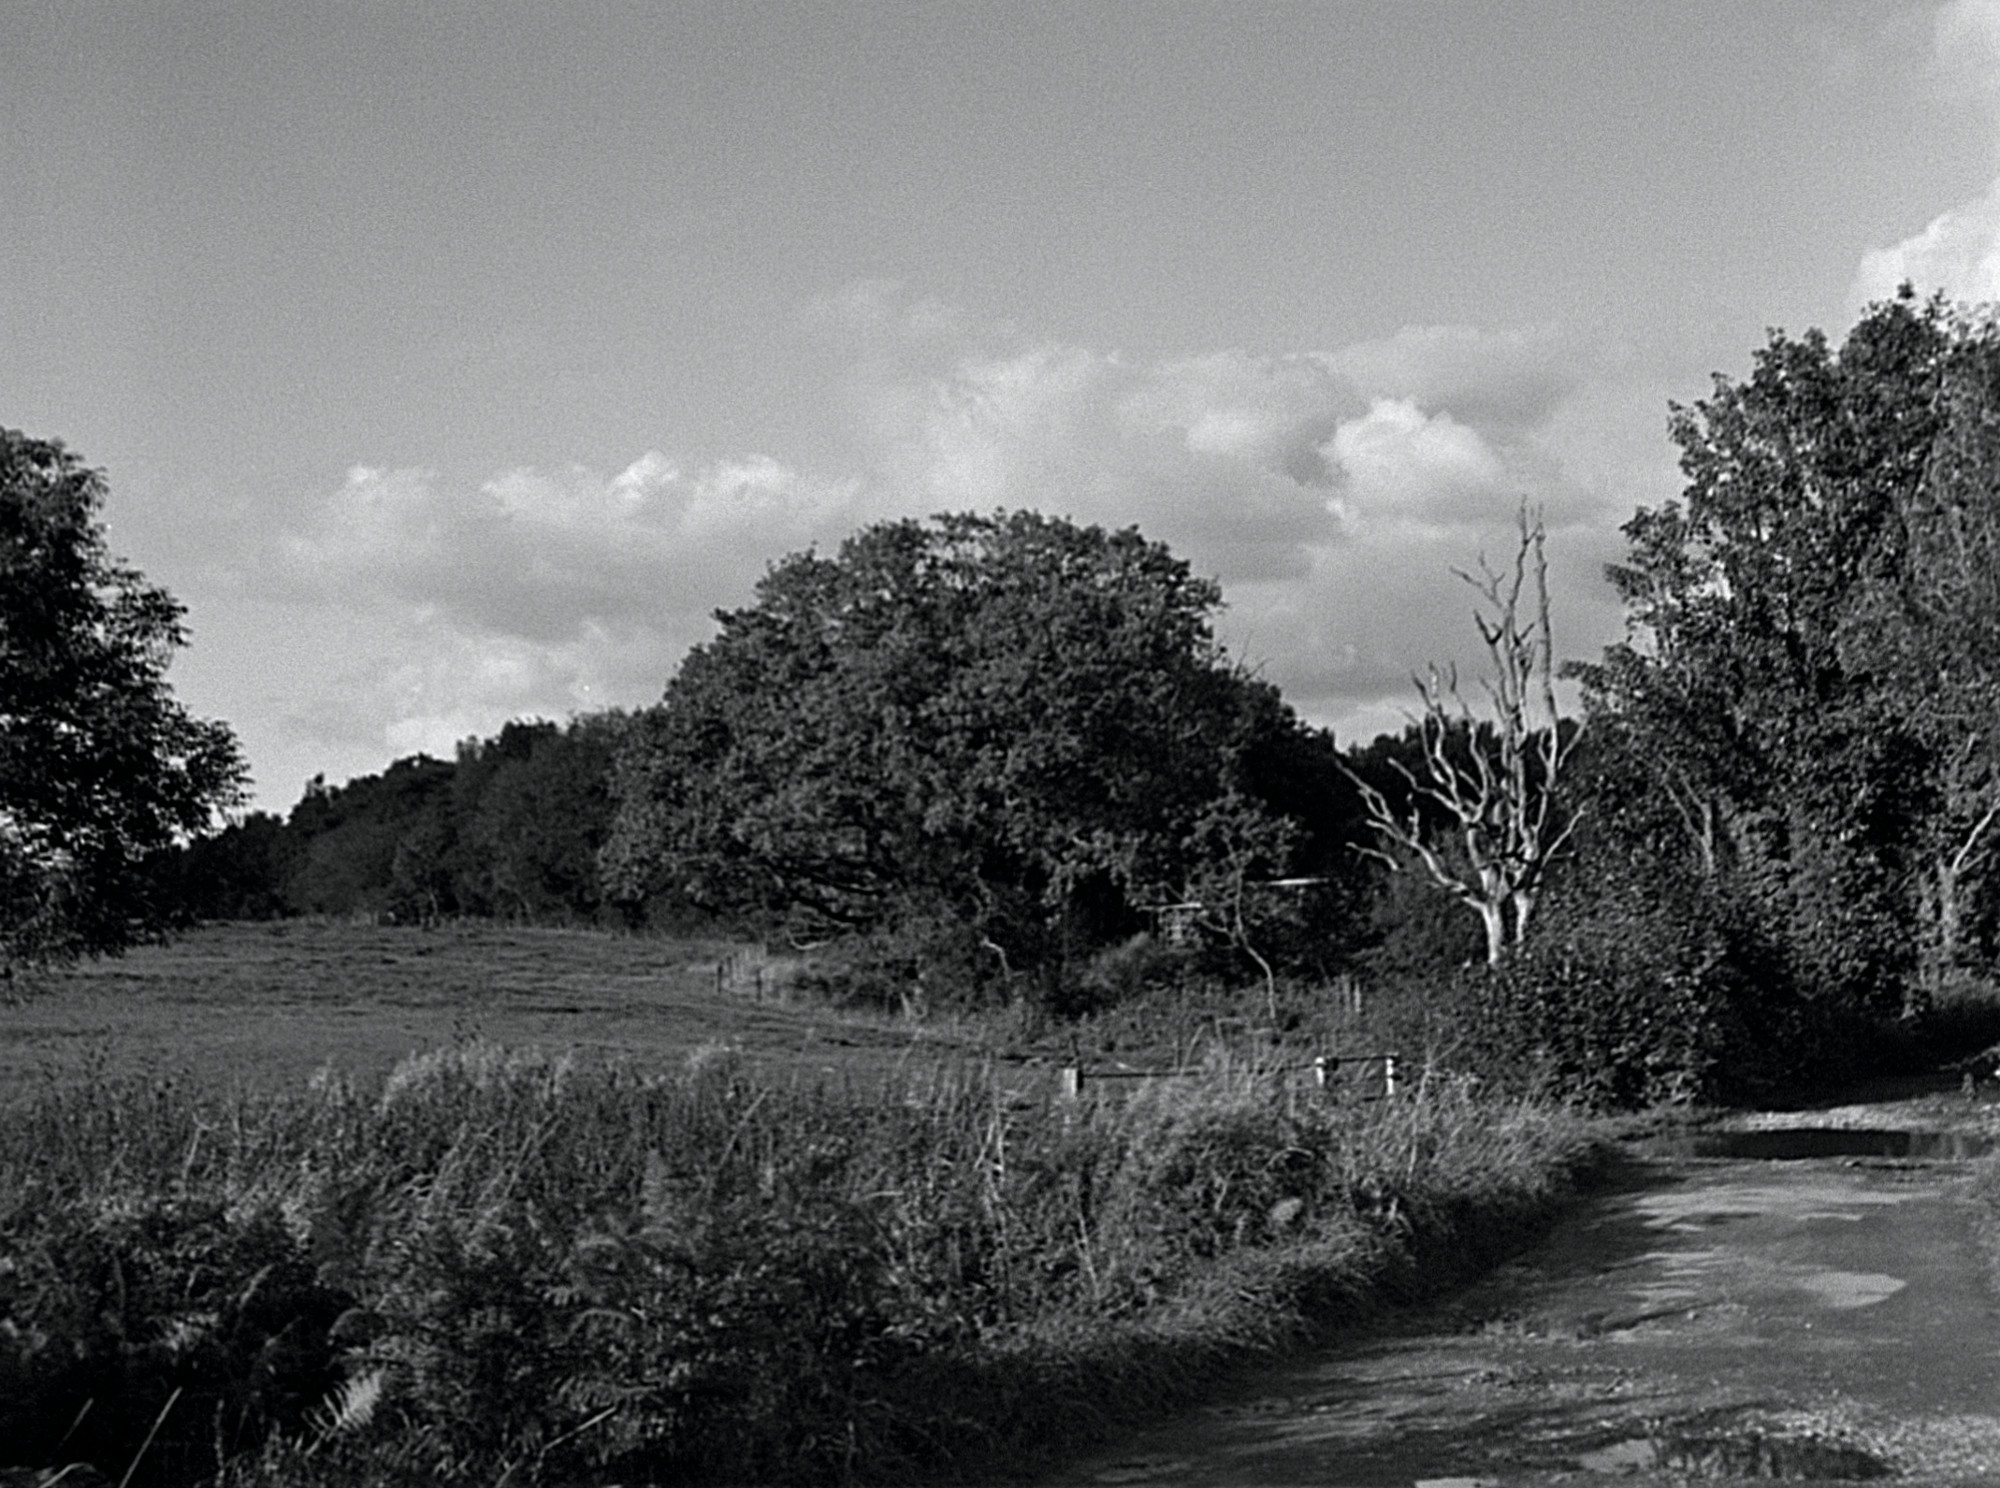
[1,1042,1602,1486]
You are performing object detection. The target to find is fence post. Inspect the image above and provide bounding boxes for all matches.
[1382,1055,1398,1098]
[1313,1054,1328,1091]
[1060,1066,1083,1101]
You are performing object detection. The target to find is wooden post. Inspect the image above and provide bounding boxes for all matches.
[1382,1055,1398,1098]
[1060,1066,1082,1100]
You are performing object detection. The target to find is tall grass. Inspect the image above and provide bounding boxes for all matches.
[0,1041,1600,1485]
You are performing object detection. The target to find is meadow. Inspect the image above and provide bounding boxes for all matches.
[0,922,1606,1486]
[0,920,992,1098]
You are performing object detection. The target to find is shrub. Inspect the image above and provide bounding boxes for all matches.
[790,915,1015,1015]
[1060,932,1198,1016]
[1467,943,1732,1110]
[1433,899,1742,1109]
[0,1195,352,1486]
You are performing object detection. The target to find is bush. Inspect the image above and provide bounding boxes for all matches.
[1058,932,1199,1016]
[1426,895,1778,1110]
[0,1196,352,1486]
[790,915,1016,1015]
[1465,945,1732,1110]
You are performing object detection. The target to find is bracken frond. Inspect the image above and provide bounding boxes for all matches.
[307,1367,385,1448]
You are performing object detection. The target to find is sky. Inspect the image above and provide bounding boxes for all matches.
[8,1,2000,812]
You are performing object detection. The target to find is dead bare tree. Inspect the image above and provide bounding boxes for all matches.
[1344,507,1580,965]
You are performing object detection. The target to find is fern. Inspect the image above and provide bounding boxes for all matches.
[305,1367,384,1452]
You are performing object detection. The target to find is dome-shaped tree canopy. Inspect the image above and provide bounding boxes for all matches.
[602,510,1326,971]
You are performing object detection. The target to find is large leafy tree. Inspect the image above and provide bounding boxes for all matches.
[1844,306,2000,988]
[1,429,246,966]
[1573,291,1975,1013]
[602,511,1327,972]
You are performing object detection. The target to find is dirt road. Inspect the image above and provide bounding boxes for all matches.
[1069,1091,2000,1485]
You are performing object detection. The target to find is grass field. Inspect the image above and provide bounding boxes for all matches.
[2,919,996,1097]
[0,919,1607,1485]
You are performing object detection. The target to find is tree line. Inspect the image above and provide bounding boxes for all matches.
[13,289,2000,1103]
[161,715,631,927]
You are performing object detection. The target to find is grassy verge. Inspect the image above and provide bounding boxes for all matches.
[0,1042,1602,1486]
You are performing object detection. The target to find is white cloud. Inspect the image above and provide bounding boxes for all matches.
[1854,177,2000,304]
[254,287,1652,799]
[1852,1,2000,306]
[1326,399,1509,528]
[286,452,859,635]
[1122,350,1346,471]
[273,450,861,778]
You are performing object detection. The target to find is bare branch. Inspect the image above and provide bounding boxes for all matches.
[1344,502,1581,963]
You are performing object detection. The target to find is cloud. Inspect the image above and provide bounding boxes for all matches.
[271,450,861,776]
[1852,1,2000,305]
[1326,399,1509,527]
[287,453,857,636]
[254,286,1651,802]
[840,287,1629,739]
[1326,323,1586,429]
[1854,178,2000,304]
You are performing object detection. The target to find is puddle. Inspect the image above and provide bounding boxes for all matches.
[1793,1269,1906,1308]
[1065,1099,2000,1486]
[1650,1127,1995,1161]
[1578,1424,1891,1479]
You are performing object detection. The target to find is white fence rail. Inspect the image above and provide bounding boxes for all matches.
[1056,1052,1399,1102]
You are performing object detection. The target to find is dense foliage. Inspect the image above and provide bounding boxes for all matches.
[601,511,1357,991]
[0,1044,1593,1486]
[1569,291,2000,1028]
[164,716,629,926]
[138,292,2000,1108]
[0,429,246,968]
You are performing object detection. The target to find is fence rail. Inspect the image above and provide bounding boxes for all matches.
[1056,1052,1399,1102]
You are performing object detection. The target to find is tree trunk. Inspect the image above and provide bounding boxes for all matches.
[1510,887,1537,954]
[1918,858,1963,1001]
[1917,804,1998,1008]
[1477,900,1506,966]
